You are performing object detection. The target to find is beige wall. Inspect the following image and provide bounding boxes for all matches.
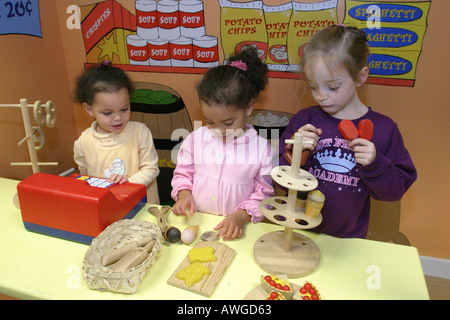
[0,0,448,259]
[0,1,78,179]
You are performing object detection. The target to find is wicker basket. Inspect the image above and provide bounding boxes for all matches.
[83,219,163,294]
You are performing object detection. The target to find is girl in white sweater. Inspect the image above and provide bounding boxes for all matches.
[73,62,160,204]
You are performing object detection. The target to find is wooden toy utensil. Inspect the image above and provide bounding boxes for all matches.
[358,119,373,141]
[338,119,358,140]
[102,236,154,266]
[112,240,156,272]
[148,205,171,233]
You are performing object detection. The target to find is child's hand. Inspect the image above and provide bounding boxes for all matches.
[349,138,377,166]
[173,190,195,217]
[291,124,322,151]
[107,174,128,184]
[214,209,250,241]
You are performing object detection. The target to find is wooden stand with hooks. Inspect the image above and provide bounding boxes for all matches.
[253,132,323,278]
[1,98,57,209]
[0,98,57,174]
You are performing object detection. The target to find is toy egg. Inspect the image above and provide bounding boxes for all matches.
[181,225,199,244]
[165,226,181,243]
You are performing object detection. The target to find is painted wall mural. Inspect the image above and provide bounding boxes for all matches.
[80,0,219,72]
[78,0,430,87]
[219,0,338,75]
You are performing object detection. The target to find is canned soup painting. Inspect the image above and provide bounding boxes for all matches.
[81,0,219,71]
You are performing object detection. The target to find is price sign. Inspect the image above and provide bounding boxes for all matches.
[0,0,41,37]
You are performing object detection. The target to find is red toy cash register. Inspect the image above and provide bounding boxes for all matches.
[17,173,147,244]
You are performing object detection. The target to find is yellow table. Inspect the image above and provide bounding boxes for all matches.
[0,177,429,300]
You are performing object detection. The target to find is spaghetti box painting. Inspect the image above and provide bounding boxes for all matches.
[17,173,147,244]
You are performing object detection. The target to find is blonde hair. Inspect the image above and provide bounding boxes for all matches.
[300,25,370,81]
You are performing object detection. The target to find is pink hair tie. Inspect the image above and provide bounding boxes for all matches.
[230,60,248,71]
[335,23,346,27]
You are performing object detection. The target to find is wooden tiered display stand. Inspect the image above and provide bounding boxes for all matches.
[254,132,322,278]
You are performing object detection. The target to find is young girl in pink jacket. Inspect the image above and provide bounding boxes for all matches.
[171,47,276,240]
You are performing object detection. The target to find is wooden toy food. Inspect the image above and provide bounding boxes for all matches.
[188,246,216,263]
[165,226,181,243]
[83,219,163,294]
[101,236,154,266]
[292,281,321,300]
[167,241,236,297]
[261,274,293,299]
[201,230,219,241]
[305,190,325,218]
[176,262,211,287]
[173,246,217,288]
[358,119,374,141]
[338,119,358,140]
[266,291,287,300]
[112,240,156,272]
[181,225,199,244]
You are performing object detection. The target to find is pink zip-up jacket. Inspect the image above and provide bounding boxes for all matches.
[171,125,276,222]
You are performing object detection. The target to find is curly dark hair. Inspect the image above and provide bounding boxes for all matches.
[197,46,268,109]
[73,63,133,105]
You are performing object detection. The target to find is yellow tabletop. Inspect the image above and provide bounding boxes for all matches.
[0,177,429,300]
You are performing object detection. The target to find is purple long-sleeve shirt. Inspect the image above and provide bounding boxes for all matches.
[279,106,417,238]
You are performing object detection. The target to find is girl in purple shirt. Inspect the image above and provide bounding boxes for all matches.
[279,25,417,238]
[171,47,276,240]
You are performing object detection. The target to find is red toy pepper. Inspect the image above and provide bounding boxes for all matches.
[358,119,373,141]
[338,119,358,140]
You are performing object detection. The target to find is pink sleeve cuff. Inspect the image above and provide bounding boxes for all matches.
[237,201,264,223]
